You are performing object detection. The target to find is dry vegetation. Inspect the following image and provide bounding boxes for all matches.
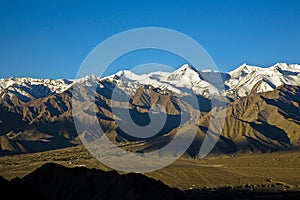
[0,145,300,191]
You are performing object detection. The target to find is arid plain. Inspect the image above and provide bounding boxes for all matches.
[1,145,300,192]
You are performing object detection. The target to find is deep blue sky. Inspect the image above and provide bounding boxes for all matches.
[0,0,299,78]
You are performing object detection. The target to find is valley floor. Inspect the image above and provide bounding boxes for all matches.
[1,146,300,191]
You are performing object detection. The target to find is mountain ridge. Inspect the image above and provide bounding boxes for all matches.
[1,63,299,101]
[1,63,300,156]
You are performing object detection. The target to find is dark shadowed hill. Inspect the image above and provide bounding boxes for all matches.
[0,163,187,200]
[1,163,300,200]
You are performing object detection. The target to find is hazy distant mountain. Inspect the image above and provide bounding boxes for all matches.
[0,63,300,156]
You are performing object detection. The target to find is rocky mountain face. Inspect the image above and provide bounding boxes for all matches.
[194,84,300,155]
[0,63,300,156]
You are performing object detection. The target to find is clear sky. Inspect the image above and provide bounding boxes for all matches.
[0,0,299,78]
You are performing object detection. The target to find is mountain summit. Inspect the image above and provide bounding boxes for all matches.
[226,63,300,97]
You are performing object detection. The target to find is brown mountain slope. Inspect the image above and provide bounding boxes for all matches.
[105,85,300,156]
[0,79,300,156]
[192,85,300,155]
[0,80,202,154]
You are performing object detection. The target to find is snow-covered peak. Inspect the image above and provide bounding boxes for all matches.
[115,70,143,81]
[271,63,300,72]
[0,77,73,92]
[230,63,300,76]
[175,64,198,73]
[104,64,220,97]
[0,77,74,102]
[226,63,300,97]
[1,62,300,102]
[168,64,200,82]
[105,62,300,98]
[229,63,261,78]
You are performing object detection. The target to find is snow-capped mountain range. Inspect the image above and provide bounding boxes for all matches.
[227,63,300,97]
[1,63,300,102]
[0,77,73,102]
[106,64,223,97]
